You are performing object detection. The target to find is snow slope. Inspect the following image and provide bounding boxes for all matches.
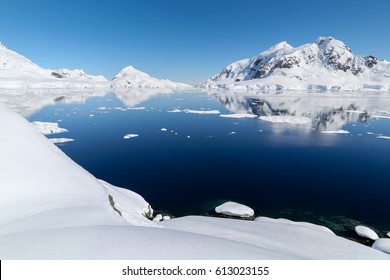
[203,37,390,91]
[111,66,192,90]
[0,42,109,89]
[0,42,191,90]
[0,102,389,259]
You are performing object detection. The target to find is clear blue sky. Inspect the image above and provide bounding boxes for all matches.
[1,0,389,84]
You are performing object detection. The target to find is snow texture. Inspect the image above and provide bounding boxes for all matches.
[215,201,255,218]
[259,116,311,125]
[203,37,390,92]
[372,239,390,255]
[355,225,379,240]
[220,113,257,118]
[169,108,221,115]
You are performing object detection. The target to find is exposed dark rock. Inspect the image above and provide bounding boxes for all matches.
[51,72,64,79]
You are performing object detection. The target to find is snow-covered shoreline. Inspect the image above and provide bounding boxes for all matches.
[0,102,389,259]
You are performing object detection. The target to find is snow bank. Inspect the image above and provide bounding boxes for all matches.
[49,138,74,144]
[259,116,311,125]
[163,216,388,259]
[220,113,257,118]
[372,239,390,255]
[215,201,254,218]
[32,121,68,135]
[355,225,379,240]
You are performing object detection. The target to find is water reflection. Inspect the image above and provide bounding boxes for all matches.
[210,92,390,131]
[0,88,176,117]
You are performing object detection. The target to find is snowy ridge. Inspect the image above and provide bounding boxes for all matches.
[203,37,390,91]
[0,43,190,90]
[111,66,192,90]
[1,102,389,259]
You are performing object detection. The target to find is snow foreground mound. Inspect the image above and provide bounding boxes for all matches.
[215,201,254,217]
[0,102,389,259]
[203,36,390,92]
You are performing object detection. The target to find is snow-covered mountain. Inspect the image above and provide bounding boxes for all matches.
[0,42,109,89]
[111,66,192,90]
[203,37,390,91]
[0,42,191,90]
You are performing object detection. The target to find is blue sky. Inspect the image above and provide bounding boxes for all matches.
[1,0,389,84]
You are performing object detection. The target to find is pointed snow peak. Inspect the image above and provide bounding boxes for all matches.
[266,41,293,52]
[316,36,352,53]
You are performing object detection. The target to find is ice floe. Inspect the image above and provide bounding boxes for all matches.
[372,239,390,254]
[169,109,220,115]
[259,116,311,125]
[127,107,146,110]
[321,130,350,134]
[160,128,168,132]
[220,113,257,119]
[376,136,390,140]
[371,115,390,119]
[123,134,139,139]
[355,225,379,240]
[215,201,254,218]
[49,138,74,144]
[32,121,68,135]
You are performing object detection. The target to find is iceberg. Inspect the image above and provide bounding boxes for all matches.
[32,121,68,135]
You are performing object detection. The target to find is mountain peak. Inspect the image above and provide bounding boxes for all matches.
[204,36,390,91]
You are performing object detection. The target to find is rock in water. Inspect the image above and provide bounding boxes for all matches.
[355,225,379,240]
[215,201,254,218]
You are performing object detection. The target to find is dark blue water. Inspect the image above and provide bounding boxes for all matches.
[27,91,390,235]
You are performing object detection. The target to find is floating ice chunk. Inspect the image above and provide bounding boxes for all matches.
[98,107,106,110]
[163,216,171,221]
[229,132,236,135]
[367,132,376,135]
[161,128,167,132]
[372,239,390,254]
[371,115,390,119]
[168,109,182,113]
[89,114,94,117]
[123,134,139,139]
[215,201,254,218]
[127,107,146,110]
[377,136,390,140]
[321,130,350,134]
[49,138,74,144]
[153,214,163,222]
[186,136,191,138]
[355,225,379,240]
[259,116,311,125]
[32,121,68,135]
[345,110,366,114]
[220,113,257,119]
